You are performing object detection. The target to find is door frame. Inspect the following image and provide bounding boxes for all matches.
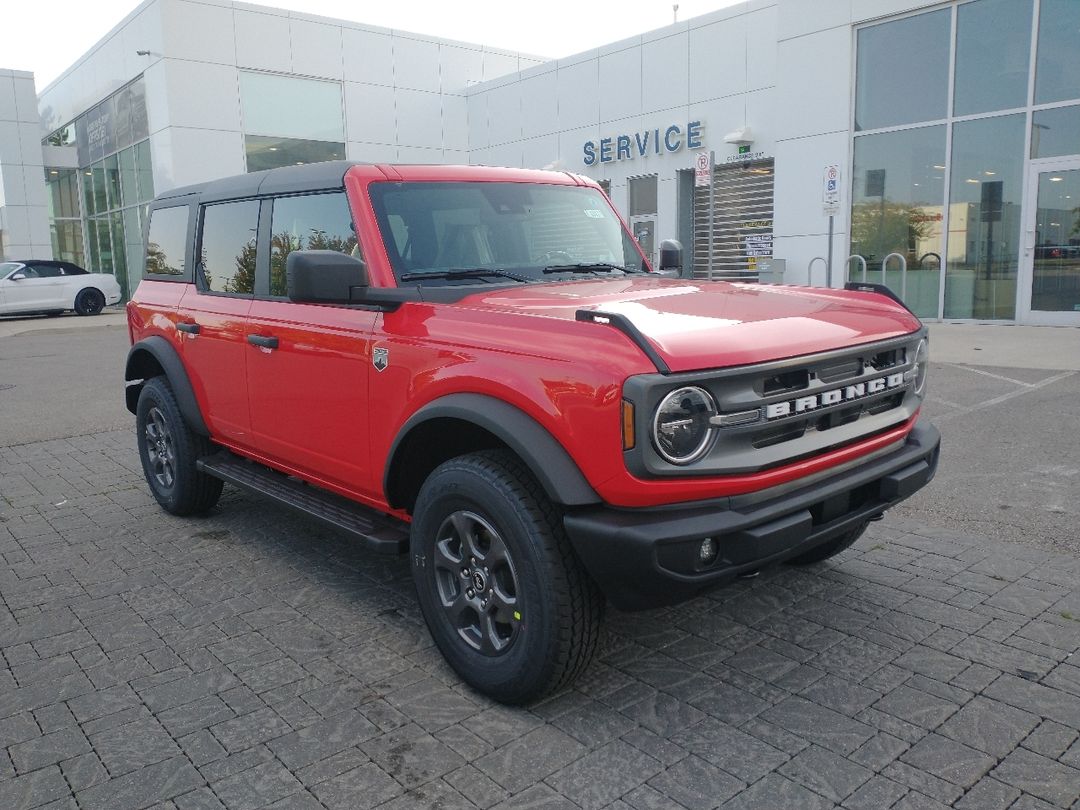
[1018,155,1080,325]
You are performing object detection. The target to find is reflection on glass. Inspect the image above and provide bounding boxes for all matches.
[269,192,358,296]
[50,222,85,266]
[954,0,1032,116]
[945,115,1026,319]
[82,169,95,217]
[1031,105,1080,158]
[145,206,188,276]
[135,140,154,203]
[111,210,127,296]
[120,147,138,209]
[199,200,260,295]
[855,9,950,131]
[1035,0,1080,104]
[104,154,122,209]
[1032,169,1080,312]
[239,72,344,142]
[244,135,345,173]
[849,126,946,318]
[629,175,658,216]
[91,163,107,215]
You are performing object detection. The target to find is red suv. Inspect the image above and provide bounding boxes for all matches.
[125,162,939,703]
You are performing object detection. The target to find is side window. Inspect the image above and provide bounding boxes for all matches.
[269,192,358,297]
[33,264,63,278]
[198,199,260,295]
[145,206,189,277]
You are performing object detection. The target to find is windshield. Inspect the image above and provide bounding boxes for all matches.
[0,262,25,279]
[368,182,648,285]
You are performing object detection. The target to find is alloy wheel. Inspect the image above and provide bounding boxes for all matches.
[144,406,176,490]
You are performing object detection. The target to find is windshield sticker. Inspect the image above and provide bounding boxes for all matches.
[583,209,605,219]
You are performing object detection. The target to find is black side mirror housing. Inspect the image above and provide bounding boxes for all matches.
[657,239,683,276]
[287,250,368,304]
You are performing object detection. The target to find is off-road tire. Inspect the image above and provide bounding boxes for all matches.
[74,288,105,315]
[786,520,869,565]
[136,377,223,515]
[411,449,603,704]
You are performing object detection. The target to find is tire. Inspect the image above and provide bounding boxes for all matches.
[74,288,105,315]
[136,377,223,516]
[410,449,603,704]
[786,520,869,565]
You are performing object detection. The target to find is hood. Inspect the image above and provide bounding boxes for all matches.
[460,276,921,373]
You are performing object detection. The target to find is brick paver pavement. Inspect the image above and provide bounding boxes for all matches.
[2,429,1079,809]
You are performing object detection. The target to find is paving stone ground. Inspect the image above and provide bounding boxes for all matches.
[2,429,1080,810]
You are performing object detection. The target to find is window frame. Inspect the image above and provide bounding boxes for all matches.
[142,201,195,282]
[194,198,263,298]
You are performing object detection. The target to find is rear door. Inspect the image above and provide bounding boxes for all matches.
[245,191,378,492]
[178,199,260,445]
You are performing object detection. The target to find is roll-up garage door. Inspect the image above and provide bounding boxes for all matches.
[692,159,774,280]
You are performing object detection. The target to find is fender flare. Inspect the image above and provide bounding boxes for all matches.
[386,393,600,507]
[124,336,209,436]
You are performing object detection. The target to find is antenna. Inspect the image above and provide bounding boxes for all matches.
[673,4,679,23]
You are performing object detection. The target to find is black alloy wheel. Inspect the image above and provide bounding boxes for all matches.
[74,288,105,315]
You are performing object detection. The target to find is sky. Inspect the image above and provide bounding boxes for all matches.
[1,0,743,89]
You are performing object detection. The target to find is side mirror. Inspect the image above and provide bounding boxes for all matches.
[287,250,367,304]
[9,272,26,280]
[657,239,683,277]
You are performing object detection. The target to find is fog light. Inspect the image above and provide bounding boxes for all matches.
[699,537,718,565]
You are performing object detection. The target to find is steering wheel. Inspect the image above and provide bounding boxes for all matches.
[533,250,575,266]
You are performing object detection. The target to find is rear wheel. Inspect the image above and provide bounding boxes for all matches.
[411,449,603,704]
[74,288,105,316]
[786,521,869,565]
[136,377,223,515]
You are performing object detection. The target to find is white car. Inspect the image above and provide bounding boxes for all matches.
[0,260,122,317]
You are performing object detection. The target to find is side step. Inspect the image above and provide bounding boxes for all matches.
[197,451,409,554]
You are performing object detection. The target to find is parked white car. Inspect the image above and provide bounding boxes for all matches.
[0,260,122,317]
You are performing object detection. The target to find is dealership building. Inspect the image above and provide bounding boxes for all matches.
[0,0,1078,325]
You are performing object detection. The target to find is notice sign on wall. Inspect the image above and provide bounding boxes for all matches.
[744,233,773,258]
[694,151,712,187]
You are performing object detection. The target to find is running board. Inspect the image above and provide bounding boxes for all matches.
[197,452,408,554]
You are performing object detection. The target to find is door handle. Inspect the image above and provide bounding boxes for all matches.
[176,322,200,335]
[247,334,279,350]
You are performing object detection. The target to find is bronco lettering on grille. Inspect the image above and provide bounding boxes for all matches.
[765,372,906,420]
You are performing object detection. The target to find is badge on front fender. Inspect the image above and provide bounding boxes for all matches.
[373,347,389,372]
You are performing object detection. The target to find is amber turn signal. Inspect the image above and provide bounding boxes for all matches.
[622,399,636,450]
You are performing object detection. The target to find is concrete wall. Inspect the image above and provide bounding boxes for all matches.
[0,70,50,260]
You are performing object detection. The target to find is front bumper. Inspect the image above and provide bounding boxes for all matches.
[564,421,940,610]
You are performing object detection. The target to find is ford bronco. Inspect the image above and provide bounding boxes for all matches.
[125,161,939,703]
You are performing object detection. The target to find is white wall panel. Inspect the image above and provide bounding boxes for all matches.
[398,145,444,163]
[442,96,469,151]
[775,25,851,140]
[394,89,443,149]
[689,16,746,103]
[234,10,291,73]
[483,51,519,81]
[1,165,27,207]
[290,18,343,80]
[521,135,558,169]
[342,28,395,87]
[772,130,848,240]
[440,45,484,94]
[467,93,488,150]
[777,0,851,40]
[0,77,17,125]
[18,123,43,168]
[344,82,396,146]
[598,48,641,123]
[642,34,688,113]
[166,127,244,187]
[746,6,779,90]
[393,38,441,92]
[519,70,558,139]
[27,204,50,247]
[556,60,598,131]
[161,0,235,64]
[166,61,240,132]
[13,76,39,124]
[346,141,397,162]
[484,83,522,146]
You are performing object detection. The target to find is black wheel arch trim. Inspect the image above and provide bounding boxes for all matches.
[386,393,600,508]
[124,336,209,436]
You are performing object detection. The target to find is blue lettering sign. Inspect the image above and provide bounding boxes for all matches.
[616,135,631,160]
[687,120,703,149]
[664,125,682,152]
[600,137,613,163]
[635,131,649,156]
[583,141,596,166]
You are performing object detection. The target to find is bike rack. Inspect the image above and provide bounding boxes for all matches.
[882,252,908,301]
[847,254,868,282]
[808,257,827,286]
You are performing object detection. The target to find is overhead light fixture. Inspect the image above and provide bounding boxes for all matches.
[1050,176,1063,182]
[933,164,946,170]
[965,178,980,184]
[984,171,996,176]
[268,147,278,151]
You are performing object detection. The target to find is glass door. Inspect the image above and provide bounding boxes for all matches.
[1021,158,1080,324]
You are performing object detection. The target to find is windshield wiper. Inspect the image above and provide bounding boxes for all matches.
[542,262,629,274]
[399,267,532,283]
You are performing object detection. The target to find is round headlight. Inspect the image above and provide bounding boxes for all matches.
[913,338,929,395]
[652,386,716,464]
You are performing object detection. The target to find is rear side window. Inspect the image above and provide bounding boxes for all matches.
[269,192,358,297]
[32,264,63,278]
[198,199,260,295]
[145,206,189,277]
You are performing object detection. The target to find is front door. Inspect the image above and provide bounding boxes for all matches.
[1020,158,1080,325]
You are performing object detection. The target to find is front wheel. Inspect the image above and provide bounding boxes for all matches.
[136,377,223,515]
[411,450,603,704]
[786,520,869,565]
[74,288,105,316]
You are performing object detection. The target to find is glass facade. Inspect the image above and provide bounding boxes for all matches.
[852,0,1080,321]
[43,78,154,300]
[239,72,345,172]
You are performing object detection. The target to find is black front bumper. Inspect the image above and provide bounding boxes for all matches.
[564,422,940,611]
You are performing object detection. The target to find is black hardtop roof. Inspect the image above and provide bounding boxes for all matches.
[156,160,365,205]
